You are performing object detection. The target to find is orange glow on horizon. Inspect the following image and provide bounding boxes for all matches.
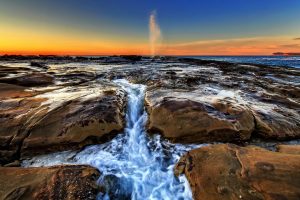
[0,23,299,56]
[1,37,299,56]
[0,22,149,56]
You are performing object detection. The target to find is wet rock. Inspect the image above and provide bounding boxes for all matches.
[3,160,20,167]
[175,144,300,200]
[120,55,142,62]
[0,72,54,87]
[98,175,132,200]
[30,61,49,70]
[277,145,300,155]
[253,109,300,140]
[0,165,100,200]
[0,83,38,99]
[0,84,126,164]
[135,57,300,142]
[21,90,126,158]
[54,72,97,86]
[249,90,300,141]
[0,97,47,164]
[146,96,254,143]
[0,65,32,75]
[1,56,300,159]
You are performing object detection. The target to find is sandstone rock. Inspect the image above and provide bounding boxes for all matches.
[21,90,125,158]
[0,86,126,165]
[253,108,300,140]
[146,96,255,143]
[0,83,37,99]
[0,97,47,164]
[277,144,300,155]
[0,72,54,87]
[0,165,99,200]
[0,65,32,74]
[175,144,300,200]
[1,56,300,162]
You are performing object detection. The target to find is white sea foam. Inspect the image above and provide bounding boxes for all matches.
[23,79,203,200]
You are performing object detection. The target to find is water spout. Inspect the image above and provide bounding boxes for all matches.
[149,11,162,57]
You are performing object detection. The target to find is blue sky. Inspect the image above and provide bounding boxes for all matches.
[0,0,299,55]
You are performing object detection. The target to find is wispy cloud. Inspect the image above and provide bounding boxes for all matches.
[294,38,300,40]
[160,36,300,55]
[279,44,300,48]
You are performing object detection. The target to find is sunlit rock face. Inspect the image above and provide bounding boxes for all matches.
[277,144,300,154]
[21,88,126,158]
[175,144,300,200]
[89,56,299,143]
[146,96,255,143]
[0,165,99,200]
[139,58,300,143]
[0,83,126,164]
[0,59,127,165]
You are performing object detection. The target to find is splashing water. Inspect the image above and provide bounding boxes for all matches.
[23,79,202,200]
[149,11,162,57]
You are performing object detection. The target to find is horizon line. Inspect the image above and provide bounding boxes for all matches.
[0,53,289,57]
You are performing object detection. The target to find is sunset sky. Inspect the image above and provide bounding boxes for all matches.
[0,0,299,55]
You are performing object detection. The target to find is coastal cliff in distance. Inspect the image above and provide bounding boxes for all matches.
[273,52,300,56]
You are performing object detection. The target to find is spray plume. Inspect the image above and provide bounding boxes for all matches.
[149,11,162,56]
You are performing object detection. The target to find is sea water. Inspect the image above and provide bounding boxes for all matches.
[22,79,202,200]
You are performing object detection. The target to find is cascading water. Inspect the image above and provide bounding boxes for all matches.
[23,79,202,200]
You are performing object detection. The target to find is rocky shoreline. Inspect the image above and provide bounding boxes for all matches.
[175,144,300,200]
[0,55,299,199]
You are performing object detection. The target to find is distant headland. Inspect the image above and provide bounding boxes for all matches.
[273,52,300,56]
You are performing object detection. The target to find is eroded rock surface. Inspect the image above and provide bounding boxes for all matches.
[0,56,299,164]
[277,144,300,155]
[146,97,254,143]
[21,88,125,158]
[0,61,126,165]
[0,85,125,164]
[0,72,54,87]
[0,165,99,200]
[140,58,300,142]
[175,144,300,200]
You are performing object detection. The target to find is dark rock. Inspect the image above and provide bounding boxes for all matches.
[0,165,100,200]
[120,55,142,62]
[30,61,49,69]
[0,72,54,87]
[99,175,132,200]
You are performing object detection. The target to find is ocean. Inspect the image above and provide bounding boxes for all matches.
[184,56,300,69]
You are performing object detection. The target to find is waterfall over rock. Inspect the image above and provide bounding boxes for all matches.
[23,79,201,199]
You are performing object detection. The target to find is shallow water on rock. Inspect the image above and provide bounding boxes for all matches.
[22,79,202,200]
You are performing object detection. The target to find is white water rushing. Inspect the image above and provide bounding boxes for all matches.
[22,79,202,200]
